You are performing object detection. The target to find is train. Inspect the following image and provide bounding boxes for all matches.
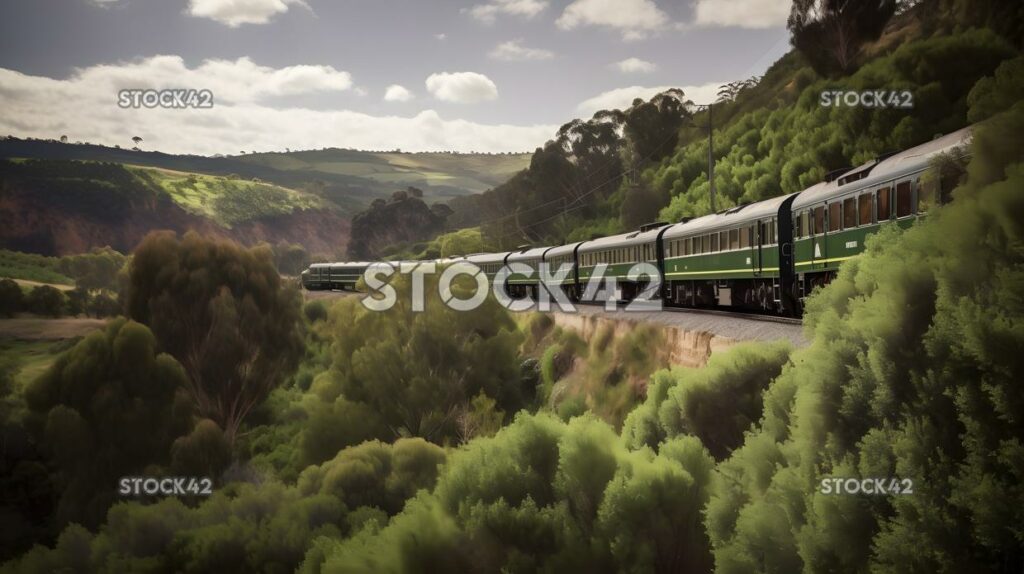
[302,126,971,316]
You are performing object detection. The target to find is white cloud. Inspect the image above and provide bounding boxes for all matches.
[383,84,414,102]
[0,58,551,154]
[557,0,670,40]
[489,40,555,61]
[693,0,789,29]
[425,72,499,103]
[434,33,447,41]
[87,0,125,7]
[576,82,721,116]
[613,57,657,73]
[186,0,310,27]
[61,55,352,104]
[464,0,548,24]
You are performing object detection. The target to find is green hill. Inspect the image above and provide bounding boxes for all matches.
[0,138,530,215]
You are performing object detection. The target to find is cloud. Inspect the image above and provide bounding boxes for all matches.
[87,0,125,7]
[464,0,548,24]
[425,72,499,103]
[434,33,447,41]
[556,0,670,40]
[383,84,414,102]
[489,40,555,61]
[186,0,310,27]
[576,82,722,116]
[0,58,552,154]
[693,0,789,29]
[612,57,657,73]
[56,55,352,104]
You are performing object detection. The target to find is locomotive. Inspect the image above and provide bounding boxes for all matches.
[302,126,971,316]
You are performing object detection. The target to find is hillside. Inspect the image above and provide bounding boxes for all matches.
[0,138,530,214]
[0,141,528,257]
[0,159,348,256]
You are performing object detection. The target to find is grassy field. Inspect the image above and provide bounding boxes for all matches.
[130,166,323,227]
[239,150,530,200]
[0,250,74,285]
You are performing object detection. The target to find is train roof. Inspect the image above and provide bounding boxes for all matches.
[465,251,510,265]
[544,241,584,259]
[507,246,551,262]
[578,223,669,252]
[328,261,375,267]
[791,126,972,211]
[663,192,797,240]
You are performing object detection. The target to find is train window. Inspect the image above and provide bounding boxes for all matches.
[740,226,750,248]
[798,211,808,238]
[843,197,857,229]
[729,229,739,250]
[895,181,912,217]
[770,219,777,244]
[719,231,727,251]
[876,187,891,220]
[829,202,841,232]
[813,206,825,235]
[701,234,708,253]
[859,193,873,225]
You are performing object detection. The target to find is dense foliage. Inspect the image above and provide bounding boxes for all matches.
[124,231,305,442]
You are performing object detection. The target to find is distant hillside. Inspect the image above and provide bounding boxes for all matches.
[0,138,530,214]
[0,159,349,256]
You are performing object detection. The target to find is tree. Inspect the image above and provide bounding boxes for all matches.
[23,319,194,528]
[123,231,304,443]
[25,285,65,317]
[788,0,898,77]
[131,135,143,148]
[59,135,68,144]
[624,89,693,167]
[64,288,89,317]
[0,279,22,317]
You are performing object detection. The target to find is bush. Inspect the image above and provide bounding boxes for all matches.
[0,279,22,316]
[24,285,65,317]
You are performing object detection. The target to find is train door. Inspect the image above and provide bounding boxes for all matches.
[752,221,762,276]
[811,205,826,270]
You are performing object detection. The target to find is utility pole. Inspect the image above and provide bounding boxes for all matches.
[708,103,715,213]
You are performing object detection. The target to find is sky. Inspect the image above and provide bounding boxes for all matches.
[0,0,792,155]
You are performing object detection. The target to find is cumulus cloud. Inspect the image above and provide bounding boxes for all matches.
[55,55,352,104]
[425,72,499,103]
[186,0,311,27]
[0,58,552,154]
[693,0,789,28]
[489,40,555,61]
[613,57,657,73]
[576,82,722,116]
[464,0,548,24]
[557,0,670,40]
[383,84,414,102]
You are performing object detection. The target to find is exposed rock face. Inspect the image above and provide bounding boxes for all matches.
[550,311,737,369]
[347,188,448,259]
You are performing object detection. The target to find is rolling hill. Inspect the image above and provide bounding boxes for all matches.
[0,140,531,257]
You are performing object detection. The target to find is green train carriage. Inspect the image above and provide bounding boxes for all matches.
[789,127,972,309]
[659,192,798,314]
